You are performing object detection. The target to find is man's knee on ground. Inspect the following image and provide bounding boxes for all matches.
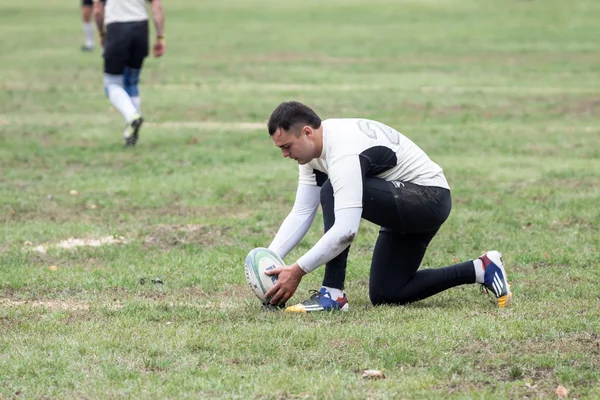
[123,67,141,97]
[369,290,390,306]
[369,288,411,306]
[103,73,124,97]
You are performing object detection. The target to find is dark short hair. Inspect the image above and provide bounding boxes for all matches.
[267,101,321,136]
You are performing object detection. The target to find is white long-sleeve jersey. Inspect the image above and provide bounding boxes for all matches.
[269,118,449,273]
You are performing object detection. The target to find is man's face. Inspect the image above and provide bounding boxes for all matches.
[271,126,315,165]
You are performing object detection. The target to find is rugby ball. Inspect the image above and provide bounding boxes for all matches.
[244,247,284,303]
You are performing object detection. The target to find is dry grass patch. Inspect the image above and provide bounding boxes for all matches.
[0,298,89,311]
[143,223,235,248]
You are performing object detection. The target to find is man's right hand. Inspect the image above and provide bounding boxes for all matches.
[264,263,306,306]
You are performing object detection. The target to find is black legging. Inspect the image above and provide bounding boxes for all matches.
[320,177,475,305]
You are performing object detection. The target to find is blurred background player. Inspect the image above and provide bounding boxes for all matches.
[80,0,103,51]
[93,0,166,146]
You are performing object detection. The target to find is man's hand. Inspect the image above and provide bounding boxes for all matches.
[153,37,166,57]
[264,263,306,306]
[99,33,105,48]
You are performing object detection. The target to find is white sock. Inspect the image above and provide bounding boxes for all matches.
[473,259,485,284]
[322,286,344,300]
[83,22,95,47]
[107,84,139,123]
[131,96,141,113]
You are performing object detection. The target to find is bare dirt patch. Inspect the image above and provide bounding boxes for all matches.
[554,97,600,117]
[0,298,89,311]
[25,236,128,254]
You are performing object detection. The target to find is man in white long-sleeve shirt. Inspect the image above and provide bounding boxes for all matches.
[264,101,512,312]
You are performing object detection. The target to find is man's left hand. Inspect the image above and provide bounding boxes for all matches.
[153,37,166,57]
[264,263,306,306]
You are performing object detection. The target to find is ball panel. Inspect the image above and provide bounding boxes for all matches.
[244,247,284,303]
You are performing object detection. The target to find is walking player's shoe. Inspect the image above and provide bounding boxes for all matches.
[124,113,143,146]
[479,250,512,308]
[285,288,349,313]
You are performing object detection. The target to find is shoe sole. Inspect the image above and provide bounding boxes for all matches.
[284,306,307,314]
[498,284,512,308]
[284,303,349,313]
[496,264,512,308]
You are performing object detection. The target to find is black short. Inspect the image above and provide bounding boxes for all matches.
[358,179,451,234]
[321,178,452,292]
[82,0,105,6]
[103,20,149,74]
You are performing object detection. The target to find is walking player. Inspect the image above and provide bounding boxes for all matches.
[94,0,166,146]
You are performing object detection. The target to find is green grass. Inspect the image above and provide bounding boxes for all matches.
[1,0,600,398]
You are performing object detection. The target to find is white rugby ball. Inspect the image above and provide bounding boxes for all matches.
[244,247,284,303]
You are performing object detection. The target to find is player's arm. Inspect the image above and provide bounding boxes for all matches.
[92,0,105,40]
[296,207,361,273]
[150,0,165,37]
[265,155,362,305]
[150,0,166,57]
[268,183,321,259]
[295,155,363,273]
[267,206,363,306]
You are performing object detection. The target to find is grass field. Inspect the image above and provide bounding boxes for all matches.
[1,0,600,398]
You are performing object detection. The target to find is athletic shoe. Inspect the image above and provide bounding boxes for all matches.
[81,45,94,52]
[479,250,512,308]
[284,288,349,313]
[124,114,143,146]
